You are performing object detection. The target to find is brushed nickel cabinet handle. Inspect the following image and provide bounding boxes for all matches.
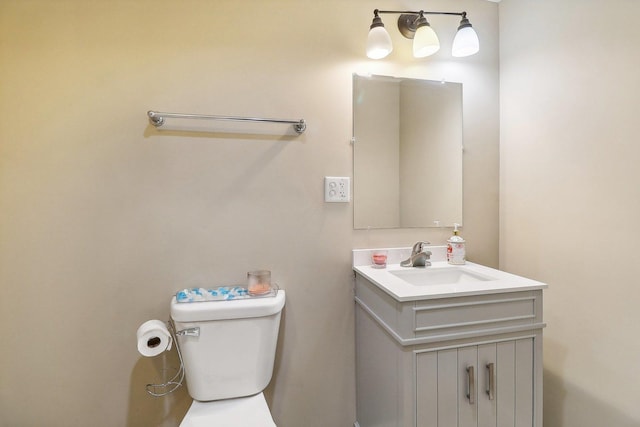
[466,366,475,404]
[486,363,495,401]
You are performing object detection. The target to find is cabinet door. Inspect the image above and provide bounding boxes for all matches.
[416,338,534,427]
[416,347,478,427]
[486,339,534,427]
[416,349,457,427]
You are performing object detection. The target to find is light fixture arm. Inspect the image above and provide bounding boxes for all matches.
[374,9,467,40]
[375,10,466,17]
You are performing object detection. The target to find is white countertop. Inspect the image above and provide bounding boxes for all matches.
[353,247,547,302]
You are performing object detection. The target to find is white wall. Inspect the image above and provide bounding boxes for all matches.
[0,1,499,425]
[499,1,640,425]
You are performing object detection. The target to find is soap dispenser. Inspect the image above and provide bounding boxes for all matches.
[447,223,466,265]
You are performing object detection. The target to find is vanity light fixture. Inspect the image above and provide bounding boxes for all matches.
[366,9,479,60]
[366,10,394,59]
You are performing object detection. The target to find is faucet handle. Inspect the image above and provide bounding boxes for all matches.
[412,241,431,254]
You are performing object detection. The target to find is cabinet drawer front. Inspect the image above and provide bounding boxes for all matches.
[414,293,537,337]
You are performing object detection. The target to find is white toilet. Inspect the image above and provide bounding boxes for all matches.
[170,290,286,426]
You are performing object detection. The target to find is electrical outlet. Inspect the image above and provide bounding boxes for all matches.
[324,176,350,203]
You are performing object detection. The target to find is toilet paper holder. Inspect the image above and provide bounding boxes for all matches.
[145,320,186,397]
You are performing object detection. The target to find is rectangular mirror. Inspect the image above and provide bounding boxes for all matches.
[353,74,463,229]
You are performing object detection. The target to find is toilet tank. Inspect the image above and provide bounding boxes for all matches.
[170,290,285,401]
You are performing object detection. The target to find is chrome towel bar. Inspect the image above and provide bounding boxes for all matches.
[147,110,307,134]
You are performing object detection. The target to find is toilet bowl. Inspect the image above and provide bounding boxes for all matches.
[170,289,285,426]
[180,392,275,427]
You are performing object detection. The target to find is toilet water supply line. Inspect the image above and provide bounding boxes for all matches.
[145,320,186,397]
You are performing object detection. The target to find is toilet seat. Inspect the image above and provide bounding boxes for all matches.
[180,392,276,427]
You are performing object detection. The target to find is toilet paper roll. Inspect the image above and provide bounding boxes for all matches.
[137,320,173,357]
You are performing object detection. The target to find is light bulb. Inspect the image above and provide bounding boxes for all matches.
[413,20,440,58]
[452,15,479,57]
[366,26,393,59]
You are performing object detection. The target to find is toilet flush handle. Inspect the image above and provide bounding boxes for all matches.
[176,327,200,337]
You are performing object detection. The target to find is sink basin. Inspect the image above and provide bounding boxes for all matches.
[353,247,547,301]
[390,267,496,286]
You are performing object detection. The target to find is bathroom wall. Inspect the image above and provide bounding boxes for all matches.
[499,0,640,425]
[0,1,499,426]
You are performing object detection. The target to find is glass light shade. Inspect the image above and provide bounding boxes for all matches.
[413,25,440,58]
[452,26,480,57]
[366,26,393,59]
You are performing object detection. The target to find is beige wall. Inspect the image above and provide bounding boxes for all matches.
[0,1,499,426]
[499,0,640,426]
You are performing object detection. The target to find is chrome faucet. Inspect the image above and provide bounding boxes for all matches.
[401,241,432,267]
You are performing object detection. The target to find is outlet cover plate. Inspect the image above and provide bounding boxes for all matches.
[324,176,350,203]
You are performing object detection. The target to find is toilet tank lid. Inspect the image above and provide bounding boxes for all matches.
[171,290,285,322]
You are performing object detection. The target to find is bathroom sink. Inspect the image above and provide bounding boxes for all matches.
[352,246,547,301]
[390,267,495,286]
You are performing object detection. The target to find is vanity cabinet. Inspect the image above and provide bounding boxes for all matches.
[354,272,545,427]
